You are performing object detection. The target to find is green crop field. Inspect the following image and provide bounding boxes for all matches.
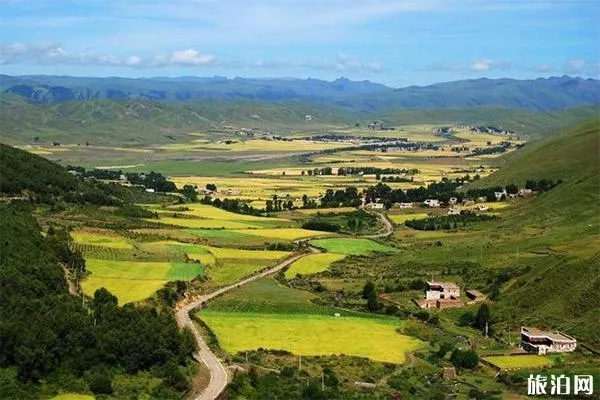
[200,311,422,364]
[483,355,553,370]
[284,253,346,279]
[151,217,270,229]
[310,237,399,255]
[208,258,274,285]
[82,259,203,304]
[72,229,133,249]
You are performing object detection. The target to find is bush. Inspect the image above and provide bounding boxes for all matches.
[450,349,479,370]
[302,220,340,232]
[88,370,113,395]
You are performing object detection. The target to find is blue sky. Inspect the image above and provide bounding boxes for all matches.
[0,0,598,87]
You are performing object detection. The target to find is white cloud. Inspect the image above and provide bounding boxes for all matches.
[566,59,585,71]
[169,49,216,66]
[470,59,493,71]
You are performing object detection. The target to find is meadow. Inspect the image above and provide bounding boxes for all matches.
[310,237,399,255]
[284,253,346,279]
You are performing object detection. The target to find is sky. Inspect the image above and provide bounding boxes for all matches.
[0,0,598,87]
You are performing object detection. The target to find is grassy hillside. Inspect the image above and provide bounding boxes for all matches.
[0,97,351,145]
[381,105,600,138]
[471,120,600,344]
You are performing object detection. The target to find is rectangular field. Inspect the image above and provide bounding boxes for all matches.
[229,228,332,241]
[310,237,399,255]
[284,253,346,279]
[199,311,422,364]
[483,355,553,370]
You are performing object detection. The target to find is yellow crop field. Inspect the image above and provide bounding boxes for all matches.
[294,207,358,215]
[49,394,95,400]
[453,130,506,145]
[388,213,429,224]
[165,203,289,222]
[187,252,217,265]
[230,228,332,240]
[82,276,167,305]
[200,312,423,364]
[152,217,267,229]
[194,139,352,152]
[483,355,552,370]
[203,245,290,260]
[72,230,133,249]
[284,253,346,278]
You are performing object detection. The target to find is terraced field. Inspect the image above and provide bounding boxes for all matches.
[310,237,399,255]
[72,229,133,249]
[229,228,332,241]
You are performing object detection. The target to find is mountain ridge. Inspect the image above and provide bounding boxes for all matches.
[1,74,598,112]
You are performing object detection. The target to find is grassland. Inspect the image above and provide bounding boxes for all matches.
[310,237,399,255]
[483,355,553,370]
[284,253,346,279]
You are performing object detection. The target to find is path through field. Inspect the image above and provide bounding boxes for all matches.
[175,252,311,400]
[176,211,393,400]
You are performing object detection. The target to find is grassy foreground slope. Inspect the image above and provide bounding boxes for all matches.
[472,119,600,345]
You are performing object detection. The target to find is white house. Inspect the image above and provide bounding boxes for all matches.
[425,281,461,300]
[494,189,507,201]
[145,188,155,193]
[423,199,441,208]
[521,327,577,355]
[365,202,384,210]
[399,202,414,209]
[449,197,458,205]
[447,209,461,216]
[476,205,489,212]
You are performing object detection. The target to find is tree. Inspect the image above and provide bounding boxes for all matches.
[205,183,217,192]
[366,290,381,312]
[181,184,197,201]
[88,369,113,395]
[362,281,375,299]
[505,183,518,194]
[450,349,479,370]
[474,303,491,331]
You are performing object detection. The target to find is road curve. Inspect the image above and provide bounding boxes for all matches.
[176,252,311,400]
[177,212,392,400]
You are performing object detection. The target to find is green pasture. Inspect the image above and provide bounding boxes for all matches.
[284,253,346,279]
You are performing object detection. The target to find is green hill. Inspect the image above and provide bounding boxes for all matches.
[0,97,350,145]
[473,120,600,345]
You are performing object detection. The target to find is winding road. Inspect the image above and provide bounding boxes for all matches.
[176,211,393,400]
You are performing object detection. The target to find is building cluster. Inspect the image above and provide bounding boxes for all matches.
[413,281,487,310]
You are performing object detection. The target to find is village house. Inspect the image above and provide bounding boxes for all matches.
[494,189,507,201]
[365,202,384,210]
[518,188,534,197]
[462,199,475,206]
[399,202,414,209]
[449,197,458,205]
[414,281,463,309]
[423,199,441,208]
[447,209,461,216]
[119,174,127,181]
[145,188,155,193]
[476,196,487,203]
[521,327,577,355]
[476,205,489,212]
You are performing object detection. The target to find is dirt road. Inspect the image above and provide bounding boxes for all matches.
[175,252,310,400]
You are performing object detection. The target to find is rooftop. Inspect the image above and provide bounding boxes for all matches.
[521,327,576,342]
[427,281,460,290]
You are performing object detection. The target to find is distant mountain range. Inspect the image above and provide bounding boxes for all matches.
[1,74,599,112]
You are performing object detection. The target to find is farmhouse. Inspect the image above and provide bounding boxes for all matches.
[423,199,441,208]
[518,188,534,197]
[521,327,577,355]
[494,190,507,201]
[365,202,384,210]
[426,281,460,299]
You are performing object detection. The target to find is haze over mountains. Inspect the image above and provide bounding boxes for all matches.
[2,74,599,113]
